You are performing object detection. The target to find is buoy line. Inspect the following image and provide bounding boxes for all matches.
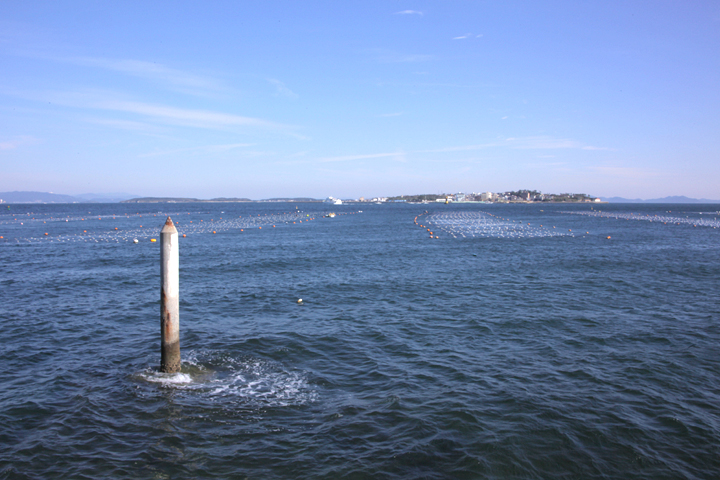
[416,211,573,239]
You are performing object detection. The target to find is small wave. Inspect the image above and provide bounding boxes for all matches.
[133,350,318,407]
[139,371,194,385]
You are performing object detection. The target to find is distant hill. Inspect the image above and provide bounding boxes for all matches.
[602,195,720,203]
[0,191,81,203]
[258,197,321,202]
[122,197,252,203]
[0,191,139,203]
[122,197,202,203]
[73,192,138,203]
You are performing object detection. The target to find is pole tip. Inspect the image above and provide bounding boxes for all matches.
[161,216,178,234]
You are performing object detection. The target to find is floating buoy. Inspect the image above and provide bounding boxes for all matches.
[182,234,186,237]
[133,239,139,243]
[213,231,216,234]
[297,298,303,304]
[44,233,48,236]
[150,239,157,242]
[606,236,611,239]
[115,227,118,230]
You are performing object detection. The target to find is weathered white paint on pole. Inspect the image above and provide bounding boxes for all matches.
[160,217,181,373]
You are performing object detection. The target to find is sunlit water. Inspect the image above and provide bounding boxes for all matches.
[1,202,719,479]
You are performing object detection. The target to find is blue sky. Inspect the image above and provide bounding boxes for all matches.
[1,1,719,199]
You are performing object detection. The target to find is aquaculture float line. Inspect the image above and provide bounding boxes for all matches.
[563,210,720,229]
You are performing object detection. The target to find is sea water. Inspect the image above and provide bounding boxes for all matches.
[1,202,719,479]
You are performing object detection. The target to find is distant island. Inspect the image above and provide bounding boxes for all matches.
[121,197,320,203]
[122,197,252,203]
[385,190,603,203]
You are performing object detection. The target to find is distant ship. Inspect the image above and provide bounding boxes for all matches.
[324,197,343,205]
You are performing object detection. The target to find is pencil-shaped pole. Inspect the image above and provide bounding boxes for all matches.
[160,217,181,373]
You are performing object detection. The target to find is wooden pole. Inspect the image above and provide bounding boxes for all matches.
[160,217,181,373]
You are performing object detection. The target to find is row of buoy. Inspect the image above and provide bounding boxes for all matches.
[564,210,719,229]
[419,211,573,239]
[2,210,360,244]
[414,212,439,239]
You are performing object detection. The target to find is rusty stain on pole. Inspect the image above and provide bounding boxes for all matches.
[160,217,181,373]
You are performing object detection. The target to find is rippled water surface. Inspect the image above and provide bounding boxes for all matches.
[1,202,719,479]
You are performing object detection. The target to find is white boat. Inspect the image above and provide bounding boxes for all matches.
[324,197,343,205]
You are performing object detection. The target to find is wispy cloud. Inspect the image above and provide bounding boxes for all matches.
[582,146,612,151]
[0,135,37,151]
[423,136,610,152]
[421,143,500,153]
[505,136,583,149]
[377,53,434,63]
[319,152,406,163]
[17,89,294,132]
[83,117,168,134]
[98,100,284,129]
[374,80,491,89]
[65,57,227,96]
[139,143,255,158]
[268,78,298,99]
[394,10,423,15]
[453,33,483,40]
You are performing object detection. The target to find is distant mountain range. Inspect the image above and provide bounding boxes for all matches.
[0,191,138,203]
[0,191,320,204]
[601,195,720,203]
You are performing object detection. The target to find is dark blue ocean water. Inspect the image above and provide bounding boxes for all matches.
[1,202,719,479]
